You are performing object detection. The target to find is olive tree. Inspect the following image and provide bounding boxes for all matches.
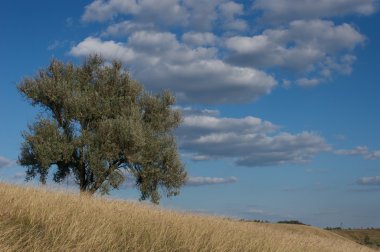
[18,55,186,203]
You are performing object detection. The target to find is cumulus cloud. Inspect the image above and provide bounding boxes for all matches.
[102,21,155,37]
[70,37,136,62]
[74,0,374,100]
[181,115,277,135]
[253,0,378,22]
[182,32,218,46]
[335,146,368,155]
[182,0,220,31]
[357,176,380,185]
[226,20,365,85]
[0,156,13,168]
[186,176,238,186]
[176,108,330,167]
[82,0,186,25]
[82,0,235,31]
[335,146,380,160]
[366,151,380,160]
[219,1,244,19]
[174,106,220,117]
[218,1,247,31]
[82,0,140,22]
[70,33,276,104]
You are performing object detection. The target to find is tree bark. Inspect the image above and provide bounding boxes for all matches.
[79,162,87,193]
[40,175,47,185]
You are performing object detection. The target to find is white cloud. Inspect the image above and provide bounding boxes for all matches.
[82,0,194,30]
[134,0,188,26]
[218,1,247,31]
[186,176,238,186]
[226,20,365,85]
[102,21,155,37]
[82,0,140,22]
[335,146,369,155]
[70,37,136,62]
[223,19,247,31]
[70,33,276,104]
[335,146,380,160]
[0,156,13,168]
[177,109,330,167]
[253,0,378,22]
[357,176,380,185]
[174,106,220,117]
[127,31,180,53]
[82,0,247,33]
[296,78,321,87]
[219,1,243,18]
[324,54,357,76]
[367,151,380,160]
[76,1,374,97]
[182,0,221,31]
[182,115,277,133]
[182,32,218,46]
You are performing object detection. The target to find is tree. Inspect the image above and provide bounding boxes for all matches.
[18,55,186,203]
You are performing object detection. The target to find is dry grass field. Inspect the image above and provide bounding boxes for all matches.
[329,228,380,250]
[0,183,375,252]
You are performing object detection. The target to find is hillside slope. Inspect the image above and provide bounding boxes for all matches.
[0,183,375,252]
[329,229,380,250]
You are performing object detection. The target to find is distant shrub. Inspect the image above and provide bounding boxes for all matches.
[325,227,342,230]
[239,219,270,223]
[277,220,308,225]
[363,235,371,245]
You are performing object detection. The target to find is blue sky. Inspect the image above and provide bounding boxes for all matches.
[1,0,380,228]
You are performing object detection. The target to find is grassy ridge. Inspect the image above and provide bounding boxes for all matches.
[0,183,375,252]
[329,229,380,250]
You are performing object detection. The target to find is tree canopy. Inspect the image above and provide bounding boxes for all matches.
[18,55,186,203]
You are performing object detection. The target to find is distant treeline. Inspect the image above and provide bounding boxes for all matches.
[277,220,308,225]
[240,219,308,225]
[325,227,379,230]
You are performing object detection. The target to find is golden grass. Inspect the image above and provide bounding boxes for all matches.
[329,229,380,250]
[0,183,375,252]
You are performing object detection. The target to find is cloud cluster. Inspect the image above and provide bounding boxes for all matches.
[253,0,378,22]
[182,32,218,46]
[70,35,276,103]
[176,108,330,167]
[0,156,13,168]
[357,176,380,185]
[225,19,365,84]
[69,0,373,104]
[186,176,238,186]
[82,0,245,31]
[335,146,380,160]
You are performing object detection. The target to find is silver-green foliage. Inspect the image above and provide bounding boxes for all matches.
[18,55,186,203]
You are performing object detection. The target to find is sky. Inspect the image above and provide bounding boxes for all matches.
[1,0,380,228]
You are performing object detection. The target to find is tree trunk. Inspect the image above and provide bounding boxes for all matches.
[40,175,47,185]
[79,163,87,193]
